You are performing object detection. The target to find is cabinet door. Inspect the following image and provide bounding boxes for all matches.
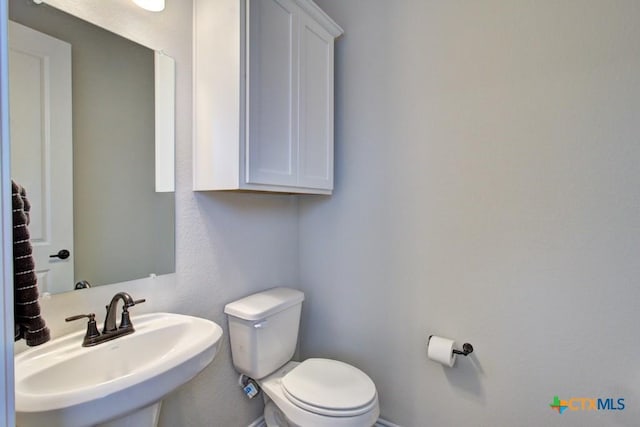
[246,0,299,187]
[298,14,334,190]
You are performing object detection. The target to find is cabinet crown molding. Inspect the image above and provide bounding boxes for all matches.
[292,0,344,37]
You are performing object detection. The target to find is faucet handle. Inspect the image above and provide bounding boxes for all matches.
[65,313,101,344]
[117,298,146,309]
[104,298,145,310]
[119,298,146,330]
[65,313,95,322]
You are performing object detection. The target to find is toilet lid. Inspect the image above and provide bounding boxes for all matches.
[281,358,377,415]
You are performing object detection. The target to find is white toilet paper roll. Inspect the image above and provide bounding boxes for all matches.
[427,336,457,367]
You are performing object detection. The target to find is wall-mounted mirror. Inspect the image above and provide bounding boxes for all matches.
[8,0,176,295]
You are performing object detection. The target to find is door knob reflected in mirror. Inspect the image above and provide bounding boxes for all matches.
[49,249,70,260]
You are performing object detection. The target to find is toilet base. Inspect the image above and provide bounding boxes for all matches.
[264,400,295,427]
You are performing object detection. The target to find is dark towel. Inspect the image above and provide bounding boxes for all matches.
[12,180,50,346]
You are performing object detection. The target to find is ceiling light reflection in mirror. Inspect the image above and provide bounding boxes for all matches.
[133,0,165,12]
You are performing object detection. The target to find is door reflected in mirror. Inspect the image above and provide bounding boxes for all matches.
[8,1,175,295]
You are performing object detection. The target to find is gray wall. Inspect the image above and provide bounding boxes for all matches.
[300,1,640,426]
[9,0,175,288]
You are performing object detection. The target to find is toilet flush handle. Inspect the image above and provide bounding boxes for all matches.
[253,320,268,329]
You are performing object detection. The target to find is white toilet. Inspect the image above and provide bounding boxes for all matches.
[224,287,380,427]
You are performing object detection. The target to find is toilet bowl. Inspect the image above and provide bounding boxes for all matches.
[259,361,379,427]
[224,288,379,427]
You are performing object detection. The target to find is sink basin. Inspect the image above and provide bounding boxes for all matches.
[15,312,223,427]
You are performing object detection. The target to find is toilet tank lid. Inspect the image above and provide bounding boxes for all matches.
[224,287,304,321]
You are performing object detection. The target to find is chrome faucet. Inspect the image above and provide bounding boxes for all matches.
[66,292,145,347]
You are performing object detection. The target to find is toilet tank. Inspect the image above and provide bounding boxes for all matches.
[224,287,304,379]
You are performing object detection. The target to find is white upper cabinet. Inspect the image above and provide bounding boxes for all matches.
[193,0,343,194]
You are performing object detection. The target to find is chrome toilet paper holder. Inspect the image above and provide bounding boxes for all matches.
[428,335,474,356]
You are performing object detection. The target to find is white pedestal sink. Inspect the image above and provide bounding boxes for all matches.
[15,313,223,427]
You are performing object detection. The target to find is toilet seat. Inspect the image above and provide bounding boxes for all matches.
[281,358,378,417]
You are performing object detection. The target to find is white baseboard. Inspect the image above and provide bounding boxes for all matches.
[375,418,402,427]
[248,416,266,427]
[248,416,400,427]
